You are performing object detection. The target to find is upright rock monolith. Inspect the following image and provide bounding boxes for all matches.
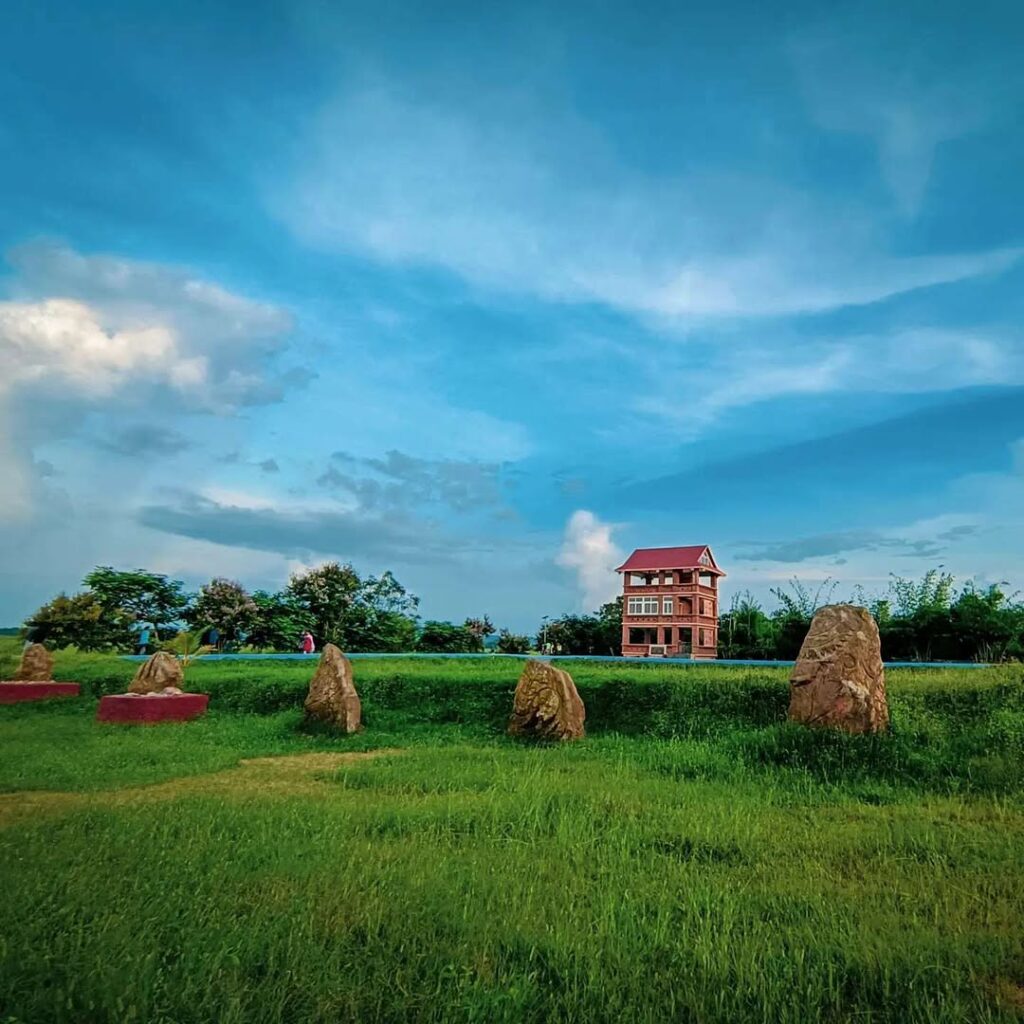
[15,643,54,681]
[508,660,585,741]
[128,651,184,694]
[303,644,361,733]
[789,604,888,734]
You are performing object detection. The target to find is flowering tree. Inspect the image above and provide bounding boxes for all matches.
[187,578,258,646]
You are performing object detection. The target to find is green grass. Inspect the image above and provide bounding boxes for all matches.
[1,643,1022,1022]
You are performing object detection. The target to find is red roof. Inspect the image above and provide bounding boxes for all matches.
[615,546,723,574]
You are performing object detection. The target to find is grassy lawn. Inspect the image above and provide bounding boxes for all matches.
[1,644,1022,1022]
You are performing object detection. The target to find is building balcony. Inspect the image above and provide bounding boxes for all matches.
[623,582,718,596]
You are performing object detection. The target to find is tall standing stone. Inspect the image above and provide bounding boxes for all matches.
[508,660,586,741]
[304,644,361,733]
[128,651,184,694]
[789,604,889,734]
[16,643,54,681]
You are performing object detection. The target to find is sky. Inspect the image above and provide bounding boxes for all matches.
[1,0,1023,631]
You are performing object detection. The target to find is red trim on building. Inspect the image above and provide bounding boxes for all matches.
[615,545,724,574]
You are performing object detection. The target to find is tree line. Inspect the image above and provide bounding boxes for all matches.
[719,572,1024,662]
[512,571,1024,662]
[20,564,1024,661]
[21,563,535,655]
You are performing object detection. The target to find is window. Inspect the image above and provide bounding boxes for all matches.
[628,597,660,615]
[662,573,673,585]
[662,598,673,615]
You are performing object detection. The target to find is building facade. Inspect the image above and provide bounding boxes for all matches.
[616,545,725,658]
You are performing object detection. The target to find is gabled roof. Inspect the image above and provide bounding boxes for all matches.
[615,545,724,574]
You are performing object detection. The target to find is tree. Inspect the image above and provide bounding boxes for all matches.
[496,628,530,654]
[416,621,483,653]
[344,605,419,652]
[463,615,495,643]
[286,562,419,651]
[246,591,315,652]
[186,578,258,646]
[83,566,189,632]
[286,563,362,647]
[594,598,623,655]
[769,577,837,659]
[23,592,135,651]
[948,582,1024,662]
[719,591,777,659]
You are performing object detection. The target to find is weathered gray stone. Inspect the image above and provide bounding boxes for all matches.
[128,651,184,695]
[508,660,586,741]
[303,644,361,733]
[15,643,54,681]
[789,604,889,734]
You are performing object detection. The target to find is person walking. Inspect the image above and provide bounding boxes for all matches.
[137,624,151,656]
[300,631,316,655]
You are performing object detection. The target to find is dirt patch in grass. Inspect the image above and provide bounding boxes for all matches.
[0,749,403,828]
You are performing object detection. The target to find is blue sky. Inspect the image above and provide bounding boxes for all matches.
[1,0,1022,630]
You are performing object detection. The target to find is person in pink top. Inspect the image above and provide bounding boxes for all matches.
[300,631,316,654]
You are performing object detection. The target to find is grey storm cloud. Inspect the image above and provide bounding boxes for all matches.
[318,449,506,514]
[95,424,193,458]
[136,491,501,565]
[737,526,978,563]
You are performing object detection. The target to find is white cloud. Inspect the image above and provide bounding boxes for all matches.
[274,84,1020,320]
[0,298,185,397]
[556,509,623,610]
[636,327,1024,432]
[0,242,297,522]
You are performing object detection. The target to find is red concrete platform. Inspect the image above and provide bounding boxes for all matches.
[96,693,209,724]
[0,682,81,703]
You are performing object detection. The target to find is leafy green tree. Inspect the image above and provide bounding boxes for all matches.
[720,591,777,659]
[949,582,1024,662]
[344,605,419,652]
[246,591,315,652]
[83,566,189,631]
[186,578,258,646]
[594,598,623,655]
[496,628,530,654]
[286,563,419,650]
[770,577,837,659]
[537,613,600,654]
[23,592,135,651]
[286,562,362,646]
[416,621,482,653]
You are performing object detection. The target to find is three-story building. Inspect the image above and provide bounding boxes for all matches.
[616,545,725,658]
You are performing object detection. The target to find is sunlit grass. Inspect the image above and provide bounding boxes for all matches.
[1,642,1022,1022]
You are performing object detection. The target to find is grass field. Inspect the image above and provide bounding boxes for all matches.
[1,639,1022,1022]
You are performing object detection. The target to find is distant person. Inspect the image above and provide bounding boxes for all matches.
[137,624,151,656]
[301,631,315,655]
[207,626,221,650]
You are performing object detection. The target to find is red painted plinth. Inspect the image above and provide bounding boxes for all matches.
[0,682,81,704]
[96,693,209,724]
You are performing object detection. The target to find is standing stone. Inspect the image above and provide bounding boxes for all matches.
[303,644,361,733]
[15,643,54,681]
[789,604,889,734]
[128,651,184,694]
[508,660,586,741]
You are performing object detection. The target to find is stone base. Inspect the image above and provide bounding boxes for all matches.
[97,693,209,724]
[0,682,81,704]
